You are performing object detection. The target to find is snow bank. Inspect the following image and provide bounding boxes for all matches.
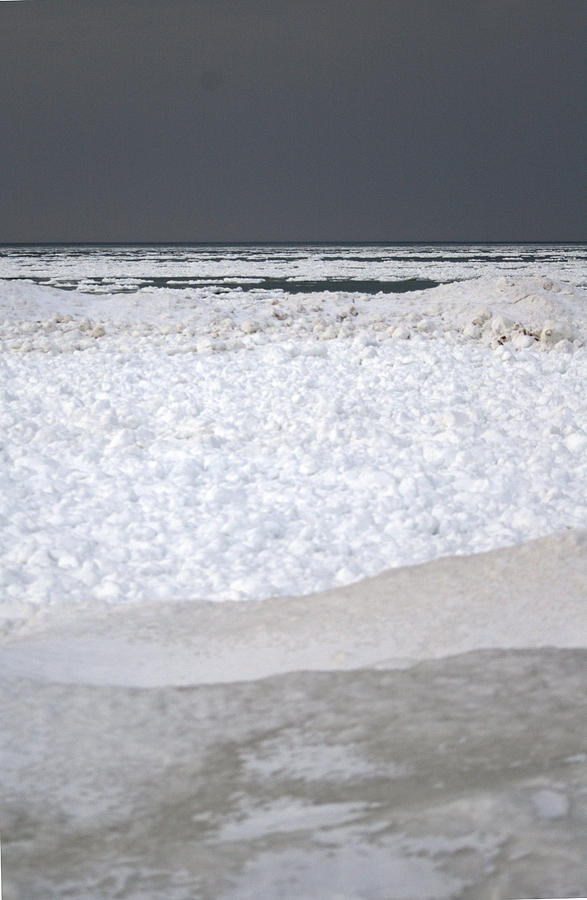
[1,274,585,352]
[1,313,585,618]
[1,273,585,632]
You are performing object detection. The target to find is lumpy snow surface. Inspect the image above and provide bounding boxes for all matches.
[0,274,585,618]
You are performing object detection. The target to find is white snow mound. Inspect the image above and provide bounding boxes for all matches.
[0,274,585,353]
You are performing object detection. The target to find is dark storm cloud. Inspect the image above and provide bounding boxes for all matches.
[0,0,585,241]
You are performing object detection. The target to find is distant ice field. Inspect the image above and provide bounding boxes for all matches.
[1,241,586,293]
[0,244,586,619]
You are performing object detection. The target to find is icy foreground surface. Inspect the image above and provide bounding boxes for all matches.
[1,275,586,618]
[2,648,586,899]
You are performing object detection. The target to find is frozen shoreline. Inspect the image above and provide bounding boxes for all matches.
[1,271,586,899]
[1,272,586,352]
[1,274,586,619]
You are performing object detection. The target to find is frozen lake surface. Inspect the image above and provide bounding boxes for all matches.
[1,244,586,899]
[3,643,586,900]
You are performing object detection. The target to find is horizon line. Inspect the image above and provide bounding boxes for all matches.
[1,240,586,248]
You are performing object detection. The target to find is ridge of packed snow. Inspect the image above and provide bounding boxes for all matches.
[0,274,585,354]
[1,529,585,681]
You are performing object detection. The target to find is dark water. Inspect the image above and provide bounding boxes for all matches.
[0,273,443,294]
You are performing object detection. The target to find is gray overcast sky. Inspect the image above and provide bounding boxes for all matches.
[0,0,585,242]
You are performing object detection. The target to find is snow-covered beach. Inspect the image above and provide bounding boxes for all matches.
[1,256,586,623]
[1,244,586,898]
